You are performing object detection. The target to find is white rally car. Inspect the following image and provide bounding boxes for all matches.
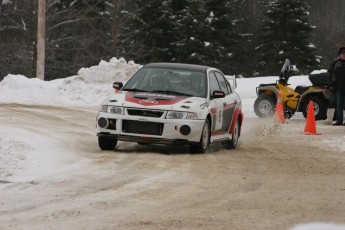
[97,63,243,153]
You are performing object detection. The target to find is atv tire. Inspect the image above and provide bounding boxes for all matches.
[254,94,276,118]
[302,96,327,120]
[284,109,295,119]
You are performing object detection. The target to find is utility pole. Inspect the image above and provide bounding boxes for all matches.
[36,0,45,80]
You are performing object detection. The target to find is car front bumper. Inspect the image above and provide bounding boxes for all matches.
[96,111,205,144]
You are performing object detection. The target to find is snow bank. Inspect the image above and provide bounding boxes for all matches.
[0,57,141,107]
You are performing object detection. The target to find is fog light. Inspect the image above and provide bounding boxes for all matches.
[98,117,108,128]
[180,125,191,135]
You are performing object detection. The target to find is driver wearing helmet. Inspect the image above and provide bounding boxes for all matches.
[190,73,204,96]
[151,76,166,91]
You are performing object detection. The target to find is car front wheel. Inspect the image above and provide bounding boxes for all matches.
[98,136,117,150]
[190,119,210,154]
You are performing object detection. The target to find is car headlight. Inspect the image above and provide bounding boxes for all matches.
[99,105,124,114]
[107,106,124,114]
[166,111,198,119]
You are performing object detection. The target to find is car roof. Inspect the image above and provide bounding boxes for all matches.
[143,62,212,72]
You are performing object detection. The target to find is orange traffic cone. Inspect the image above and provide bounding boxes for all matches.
[275,93,285,123]
[304,100,321,135]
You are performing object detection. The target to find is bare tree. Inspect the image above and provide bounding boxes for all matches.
[44,0,112,80]
[0,0,36,81]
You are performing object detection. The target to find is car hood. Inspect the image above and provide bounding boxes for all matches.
[105,91,207,110]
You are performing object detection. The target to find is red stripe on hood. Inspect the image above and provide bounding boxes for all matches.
[125,92,188,106]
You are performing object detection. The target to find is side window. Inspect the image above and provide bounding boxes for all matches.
[214,72,230,94]
[209,72,221,95]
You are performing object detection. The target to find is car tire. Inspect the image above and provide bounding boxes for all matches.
[221,118,239,149]
[190,119,210,154]
[254,94,276,118]
[98,136,117,150]
[302,96,327,120]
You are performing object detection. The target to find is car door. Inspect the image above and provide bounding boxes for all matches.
[212,71,236,132]
[208,71,226,131]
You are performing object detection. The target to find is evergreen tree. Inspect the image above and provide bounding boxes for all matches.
[256,0,320,76]
[169,0,206,63]
[201,0,242,74]
[119,0,244,75]
[118,0,172,64]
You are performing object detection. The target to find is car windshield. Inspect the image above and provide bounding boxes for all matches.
[122,67,207,98]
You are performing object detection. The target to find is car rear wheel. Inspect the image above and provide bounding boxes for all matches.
[221,118,239,149]
[190,119,210,154]
[98,136,117,150]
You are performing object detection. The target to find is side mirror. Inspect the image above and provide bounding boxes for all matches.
[225,75,237,90]
[211,90,225,99]
[113,82,123,90]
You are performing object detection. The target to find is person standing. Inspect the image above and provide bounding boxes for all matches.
[330,47,345,125]
[325,52,341,124]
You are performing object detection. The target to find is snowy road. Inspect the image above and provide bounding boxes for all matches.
[1,104,345,230]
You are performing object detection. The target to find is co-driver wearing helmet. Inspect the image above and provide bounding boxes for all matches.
[190,73,204,96]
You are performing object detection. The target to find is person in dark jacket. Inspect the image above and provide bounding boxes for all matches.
[325,52,341,124]
[330,46,345,125]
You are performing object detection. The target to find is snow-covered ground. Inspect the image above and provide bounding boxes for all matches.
[1,57,345,230]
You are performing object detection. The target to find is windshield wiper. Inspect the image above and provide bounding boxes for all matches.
[150,90,193,97]
[123,88,148,92]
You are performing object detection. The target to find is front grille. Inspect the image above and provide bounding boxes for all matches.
[122,120,164,136]
[127,109,164,118]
